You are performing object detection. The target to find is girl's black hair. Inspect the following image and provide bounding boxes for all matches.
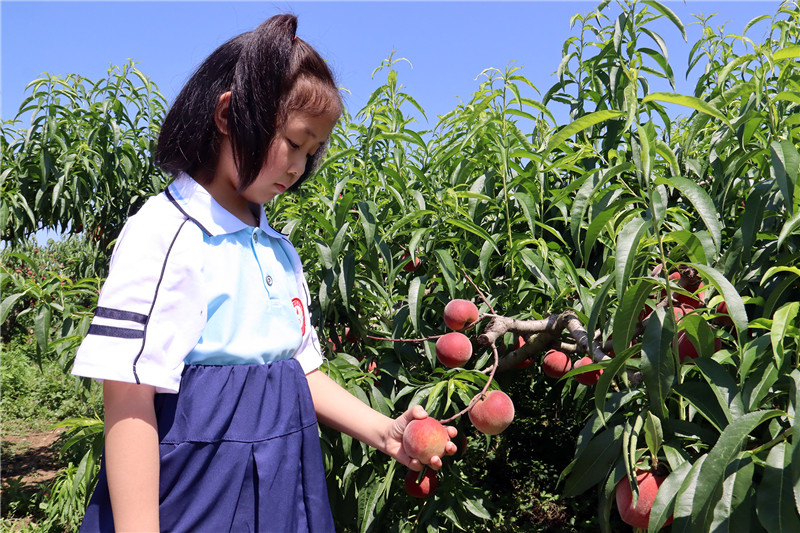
[155,14,341,191]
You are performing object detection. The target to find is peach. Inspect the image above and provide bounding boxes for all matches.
[402,418,449,464]
[615,470,673,529]
[714,301,735,327]
[404,468,438,498]
[677,330,722,361]
[469,390,514,435]
[513,335,533,369]
[443,299,479,331]
[401,252,421,272]
[573,356,602,386]
[436,332,473,368]
[542,350,571,378]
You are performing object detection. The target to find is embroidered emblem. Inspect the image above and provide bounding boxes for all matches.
[292,298,306,335]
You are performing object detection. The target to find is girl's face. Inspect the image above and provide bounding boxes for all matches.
[240,111,338,204]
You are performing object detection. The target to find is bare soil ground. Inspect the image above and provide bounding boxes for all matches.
[2,428,64,486]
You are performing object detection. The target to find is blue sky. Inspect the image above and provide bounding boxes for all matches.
[1,1,786,128]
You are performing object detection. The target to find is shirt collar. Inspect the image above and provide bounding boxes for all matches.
[167,173,285,240]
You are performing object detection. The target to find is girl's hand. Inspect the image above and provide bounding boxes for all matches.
[387,405,458,471]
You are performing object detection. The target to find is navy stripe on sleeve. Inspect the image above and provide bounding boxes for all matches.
[88,324,145,339]
[94,306,148,324]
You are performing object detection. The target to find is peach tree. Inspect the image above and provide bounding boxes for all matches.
[268,1,800,531]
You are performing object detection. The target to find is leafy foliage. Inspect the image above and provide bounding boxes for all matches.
[3,1,800,531]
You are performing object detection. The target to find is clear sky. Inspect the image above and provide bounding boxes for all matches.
[1,1,786,128]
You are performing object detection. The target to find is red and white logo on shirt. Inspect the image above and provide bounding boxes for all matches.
[291,298,306,336]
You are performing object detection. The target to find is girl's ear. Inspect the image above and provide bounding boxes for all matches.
[214,92,232,136]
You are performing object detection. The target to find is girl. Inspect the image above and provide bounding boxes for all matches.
[71,14,456,532]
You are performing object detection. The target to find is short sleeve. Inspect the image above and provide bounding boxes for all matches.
[291,269,325,374]
[71,196,207,393]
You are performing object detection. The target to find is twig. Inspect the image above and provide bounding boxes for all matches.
[439,342,500,425]
[461,267,495,315]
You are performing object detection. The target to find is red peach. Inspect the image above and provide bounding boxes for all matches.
[404,468,438,498]
[513,335,533,369]
[469,390,514,435]
[615,470,673,529]
[542,350,572,378]
[436,332,473,368]
[443,299,479,331]
[401,252,421,272]
[403,418,449,465]
[573,356,602,386]
[714,302,735,327]
[677,330,722,361]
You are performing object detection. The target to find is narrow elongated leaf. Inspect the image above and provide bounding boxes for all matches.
[615,216,649,298]
[691,410,784,530]
[710,453,756,533]
[433,249,458,300]
[789,369,800,515]
[640,307,676,419]
[408,276,425,335]
[643,0,686,40]
[642,93,733,131]
[771,139,799,215]
[613,279,655,356]
[688,263,748,340]
[670,455,708,532]
[771,301,799,367]
[777,209,800,250]
[541,110,625,159]
[444,217,499,253]
[694,358,745,421]
[563,423,624,497]
[649,460,693,532]
[673,381,729,433]
[756,442,800,532]
[656,176,722,252]
[774,46,800,61]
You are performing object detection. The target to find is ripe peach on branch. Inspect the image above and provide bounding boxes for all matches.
[443,299,480,331]
[468,390,515,435]
[435,331,473,368]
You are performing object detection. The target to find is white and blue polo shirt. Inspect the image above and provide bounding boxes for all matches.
[71,174,325,394]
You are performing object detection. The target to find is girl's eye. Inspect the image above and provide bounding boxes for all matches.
[287,139,300,149]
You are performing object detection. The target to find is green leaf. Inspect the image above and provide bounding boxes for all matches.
[710,453,756,533]
[613,279,655,356]
[688,263,748,340]
[693,358,745,422]
[649,460,692,532]
[615,216,649,299]
[756,442,800,532]
[640,307,676,420]
[642,93,733,131]
[774,46,800,61]
[563,423,624,497]
[656,176,722,252]
[777,210,800,251]
[541,110,625,159]
[643,0,686,40]
[691,410,784,530]
[673,381,729,433]
[408,276,425,336]
[771,301,799,367]
[670,455,708,532]
[34,304,51,354]
[790,370,800,516]
[432,249,458,300]
[443,217,499,254]
[771,139,799,215]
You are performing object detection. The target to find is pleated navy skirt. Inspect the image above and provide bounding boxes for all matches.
[80,360,335,532]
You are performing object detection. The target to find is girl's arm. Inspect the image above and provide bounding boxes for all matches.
[103,380,160,532]
[305,369,457,470]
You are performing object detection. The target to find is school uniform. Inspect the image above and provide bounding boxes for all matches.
[72,174,336,532]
